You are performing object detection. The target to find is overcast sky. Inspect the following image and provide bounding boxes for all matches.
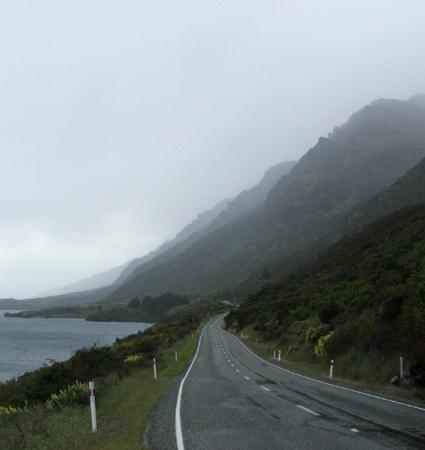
[1,0,425,298]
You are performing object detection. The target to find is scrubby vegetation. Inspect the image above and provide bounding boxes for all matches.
[0,309,202,410]
[225,205,425,388]
[86,292,190,322]
[8,292,191,323]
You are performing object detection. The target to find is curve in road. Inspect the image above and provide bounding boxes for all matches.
[147,317,425,450]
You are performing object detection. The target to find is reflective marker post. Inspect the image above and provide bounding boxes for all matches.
[329,359,334,379]
[175,350,178,362]
[278,350,281,362]
[89,381,97,433]
[153,358,157,380]
[273,350,276,360]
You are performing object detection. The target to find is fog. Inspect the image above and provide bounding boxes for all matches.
[1,0,424,297]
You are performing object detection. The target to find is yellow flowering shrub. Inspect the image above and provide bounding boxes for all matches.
[124,354,143,364]
[45,381,88,411]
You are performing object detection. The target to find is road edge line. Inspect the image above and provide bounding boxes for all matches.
[226,331,425,413]
[175,326,205,450]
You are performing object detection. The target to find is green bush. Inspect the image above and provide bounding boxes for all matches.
[305,325,330,345]
[45,381,88,411]
[0,405,26,417]
[318,301,340,324]
[314,332,333,356]
[124,354,143,364]
[326,322,358,356]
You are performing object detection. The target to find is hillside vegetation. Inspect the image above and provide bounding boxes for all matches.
[225,205,425,386]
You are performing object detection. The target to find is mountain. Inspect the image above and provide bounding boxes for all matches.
[236,148,425,296]
[115,160,297,285]
[105,96,425,301]
[225,204,425,384]
[115,198,232,285]
[208,161,298,230]
[9,160,295,310]
[348,154,425,229]
[46,263,128,296]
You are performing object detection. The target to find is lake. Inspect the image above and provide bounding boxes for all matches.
[0,311,151,382]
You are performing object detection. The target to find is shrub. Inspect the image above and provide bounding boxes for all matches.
[380,289,405,321]
[318,301,339,324]
[124,354,142,364]
[45,381,88,411]
[286,345,298,356]
[314,332,333,356]
[305,325,330,346]
[0,405,26,417]
[326,322,358,356]
[410,343,425,386]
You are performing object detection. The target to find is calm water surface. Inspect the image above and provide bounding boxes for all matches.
[0,311,151,382]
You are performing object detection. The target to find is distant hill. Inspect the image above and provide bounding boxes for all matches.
[46,263,128,296]
[115,197,232,285]
[105,96,425,301]
[117,160,297,286]
[0,286,114,311]
[225,204,425,384]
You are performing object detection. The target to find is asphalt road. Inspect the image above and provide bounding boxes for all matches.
[146,317,425,450]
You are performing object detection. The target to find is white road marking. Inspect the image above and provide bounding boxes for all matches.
[175,328,204,450]
[297,405,320,416]
[231,363,234,367]
[236,369,240,373]
[228,332,425,413]
[244,376,251,380]
[351,428,360,433]
[260,386,271,392]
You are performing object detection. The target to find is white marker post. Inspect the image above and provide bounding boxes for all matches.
[273,350,276,360]
[400,356,404,382]
[89,381,97,433]
[329,359,334,379]
[278,350,281,362]
[153,358,157,380]
[175,350,178,362]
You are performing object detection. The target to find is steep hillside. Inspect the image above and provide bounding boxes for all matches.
[225,204,425,384]
[238,152,425,294]
[115,160,296,285]
[106,96,425,301]
[348,155,425,229]
[116,198,232,284]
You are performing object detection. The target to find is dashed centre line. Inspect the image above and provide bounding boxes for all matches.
[244,376,250,380]
[260,386,271,392]
[297,405,320,416]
